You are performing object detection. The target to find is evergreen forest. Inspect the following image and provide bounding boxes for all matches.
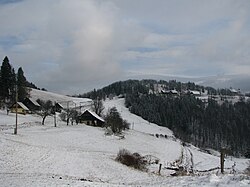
[81,80,250,157]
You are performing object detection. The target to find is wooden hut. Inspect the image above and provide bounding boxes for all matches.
[78,110,105,127]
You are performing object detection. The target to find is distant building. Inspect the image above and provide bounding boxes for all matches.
[161,89,179,96]
[188,90,201,96]
[10,102,30,115]
[229,88,241,96]
[148,89,154,94]
[153,84,166,94]
[78,110,105,127]
[55,103,64,113]
[22,98,41,112]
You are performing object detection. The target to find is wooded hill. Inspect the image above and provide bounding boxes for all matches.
[80,80,250,157]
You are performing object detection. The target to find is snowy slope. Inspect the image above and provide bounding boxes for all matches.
[0,92,249,186]
[30,88,92,109]
[104,98,173,136]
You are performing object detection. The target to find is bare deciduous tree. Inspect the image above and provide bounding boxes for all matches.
[92,97,104,116]
[37,99,53,125]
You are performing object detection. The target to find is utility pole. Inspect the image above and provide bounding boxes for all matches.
[14,83,18,135]
[67,101,69,126]
[54,102,57,127]
[158,163,162,175]
[220,148,226,174]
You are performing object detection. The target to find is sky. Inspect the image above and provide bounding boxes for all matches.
[0,0,250,94]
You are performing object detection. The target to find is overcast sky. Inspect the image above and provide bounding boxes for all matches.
[0,0,249,94]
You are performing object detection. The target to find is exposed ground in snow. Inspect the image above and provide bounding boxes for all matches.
[0,91,249,186]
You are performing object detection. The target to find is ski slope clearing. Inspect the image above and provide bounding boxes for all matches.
[104,98,174,136]
[0,95,249,186]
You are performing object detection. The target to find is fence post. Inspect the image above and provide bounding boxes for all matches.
[158,163,162,175]
[220,148,226,174]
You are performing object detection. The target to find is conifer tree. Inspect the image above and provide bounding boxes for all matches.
[0,56,16,103]
[17,67,29,101]
[0,65,2,100]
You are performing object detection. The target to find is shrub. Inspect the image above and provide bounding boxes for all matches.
[59,112,67,121]
[104,127,113,136]
[105,107,130,133]
[245,162,250,176]
[116,149,147,171]
[245,149,250,158]
[123,120,130,130]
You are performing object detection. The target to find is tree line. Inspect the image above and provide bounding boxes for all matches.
[81,80,250,157]
[125,93,250,157]
[78,79,246,100]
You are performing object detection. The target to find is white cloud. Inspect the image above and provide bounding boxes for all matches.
[0,0,128,93]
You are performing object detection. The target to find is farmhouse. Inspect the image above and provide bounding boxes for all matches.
[229,88,240,96]
[10,102,30,115]
[78,110,105,127]
[22,98,40,112]
[188,90,201,96]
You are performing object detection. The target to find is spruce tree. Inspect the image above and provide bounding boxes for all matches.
[0,65,2,100]
[0,56,16,103]
[17,67,29,101]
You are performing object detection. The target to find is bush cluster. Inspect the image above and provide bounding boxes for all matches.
[116,149,147,171]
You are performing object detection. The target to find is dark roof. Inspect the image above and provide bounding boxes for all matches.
[25,98,40,107]
[56,103,64,109]
[81,110,105,123]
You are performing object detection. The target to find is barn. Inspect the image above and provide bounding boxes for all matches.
[22,98,41,112]
[10,102,30,115]
[78,110,105,127]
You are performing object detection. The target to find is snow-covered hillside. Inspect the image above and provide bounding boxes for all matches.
[0,91,249,186]
[30,88,92,109]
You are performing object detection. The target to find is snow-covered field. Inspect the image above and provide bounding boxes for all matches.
[30,89,92,110]
[0,91,249,186]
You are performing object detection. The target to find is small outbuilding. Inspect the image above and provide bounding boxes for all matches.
[78,110,105,127]
[10,102,30,115]
[55,103,64,113]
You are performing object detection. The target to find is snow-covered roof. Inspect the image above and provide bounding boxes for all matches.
[161,90,168,94]
[83,109,105,122]
[56,103,64,109]
[170,90,178,94]
[161,89,179,94]
[17,102,30,111]
[28,98,40,107]
[189,90,201,95]
[230,88,238,93]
